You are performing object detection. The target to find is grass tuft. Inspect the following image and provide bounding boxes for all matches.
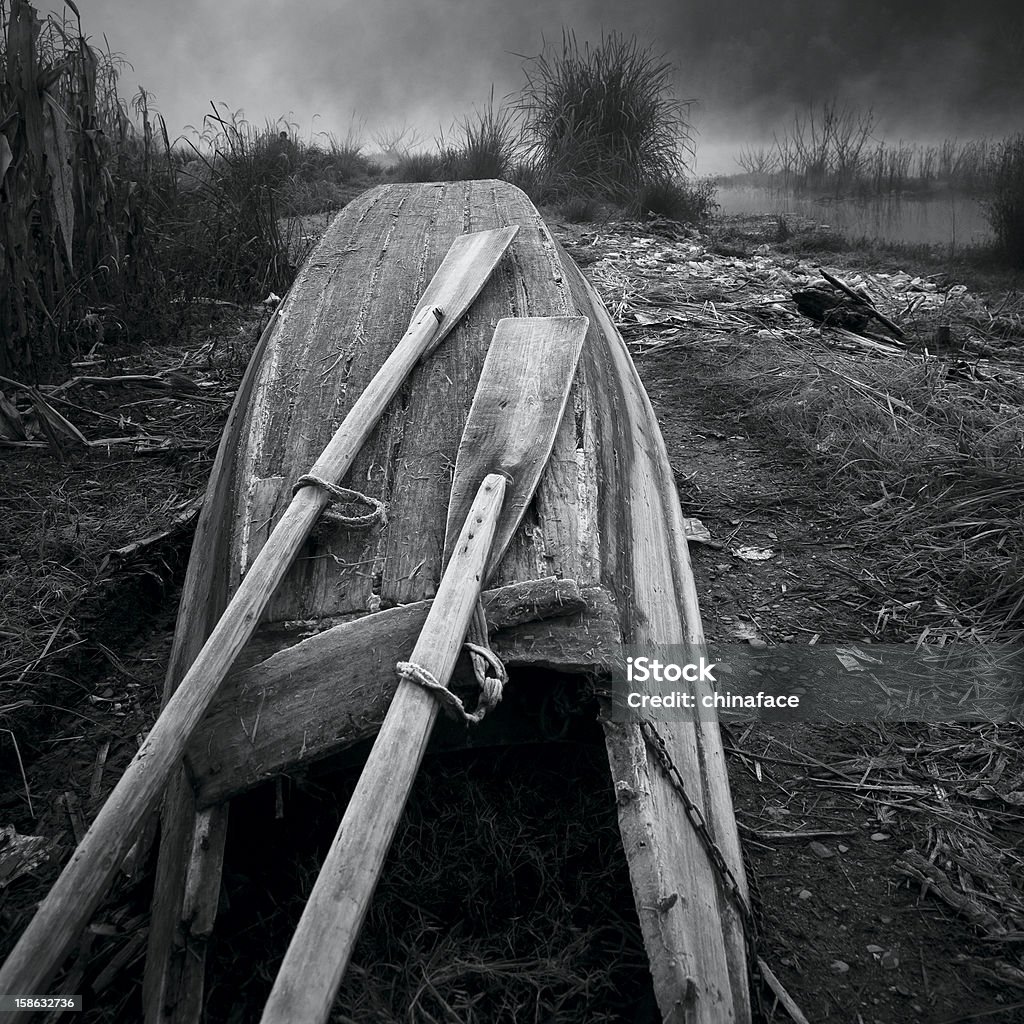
[631,176,718,223]
[441,89,518,181]
[516,29,692,207]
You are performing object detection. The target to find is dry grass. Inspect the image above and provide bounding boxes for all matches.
[724,339,1024,639]
[571,216,1024,641]
[734,104,1004,199]
[0,311,267,771]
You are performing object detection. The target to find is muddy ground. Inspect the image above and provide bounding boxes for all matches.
[1,210,1022,1022]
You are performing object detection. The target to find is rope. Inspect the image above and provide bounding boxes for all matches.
[292,474,387,529]
[396,601,507,724]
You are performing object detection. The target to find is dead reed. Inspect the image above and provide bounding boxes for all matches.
[734,102,1004,200]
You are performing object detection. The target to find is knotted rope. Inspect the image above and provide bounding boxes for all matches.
[396,600,507,724]
[293,474,387,529]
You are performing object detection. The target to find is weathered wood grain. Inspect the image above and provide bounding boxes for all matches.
[187,578,602,806]
[561,250,752,1022]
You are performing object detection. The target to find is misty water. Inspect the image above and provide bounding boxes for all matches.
[716,185,993,247]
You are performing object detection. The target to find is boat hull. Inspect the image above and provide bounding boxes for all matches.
[165,180,750,1023]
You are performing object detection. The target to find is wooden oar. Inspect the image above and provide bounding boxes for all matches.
[260,315,588,1024]
[0,226,518,1001]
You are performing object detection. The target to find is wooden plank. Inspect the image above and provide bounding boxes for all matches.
[187,581,616,807]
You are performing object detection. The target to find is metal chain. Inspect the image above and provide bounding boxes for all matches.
[639,719,761,986]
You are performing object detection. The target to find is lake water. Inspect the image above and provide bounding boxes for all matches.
[716,185,993,247]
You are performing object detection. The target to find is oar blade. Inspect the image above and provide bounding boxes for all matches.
[411,225,519,355]
[445,315,589,572]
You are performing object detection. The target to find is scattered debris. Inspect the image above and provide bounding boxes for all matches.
[0,826,49,888]
[732,544,775,562]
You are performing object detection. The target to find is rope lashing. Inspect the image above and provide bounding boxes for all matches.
[396,602,508,724]
[292,474,387,529]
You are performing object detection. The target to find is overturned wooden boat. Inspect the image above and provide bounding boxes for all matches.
[6,180,753,1021]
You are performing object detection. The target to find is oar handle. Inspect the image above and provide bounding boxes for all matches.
[260,474,507,1024]
[0,312,447,1000]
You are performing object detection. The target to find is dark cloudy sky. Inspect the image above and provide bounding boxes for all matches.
[55,0,1024,172]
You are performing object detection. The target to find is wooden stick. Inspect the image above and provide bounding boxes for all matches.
[758,958,812,1024]
[260,474,506,1023]
[819,267,904,338]
[0,226,518,999]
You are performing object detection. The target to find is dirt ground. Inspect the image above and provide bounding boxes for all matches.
[1,209,1022,1022]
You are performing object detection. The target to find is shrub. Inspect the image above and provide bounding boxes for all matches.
[516,29,691,204]
[631,176,718,224]
[986,135,1024,266]
[175,106,295,302]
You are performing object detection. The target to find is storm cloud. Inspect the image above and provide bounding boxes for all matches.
[58,0,1024,168]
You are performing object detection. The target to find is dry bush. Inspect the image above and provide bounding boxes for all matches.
[515,30,693,206]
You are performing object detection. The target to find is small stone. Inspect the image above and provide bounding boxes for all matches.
[748,638,768,648]
[880,915,893,924]
[837,844,849,853]
[809,841,835,859]
[830,960,850,975]
[870,832,890,842]
[798,889,812,900]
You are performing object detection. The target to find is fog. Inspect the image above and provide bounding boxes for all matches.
[52,0,1024,174]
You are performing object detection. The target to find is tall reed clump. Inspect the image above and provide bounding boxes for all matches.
[987,135,1024,266]
[0,0,143,379]
[173,105,297,303]
[736,103,1003,198]
[0,1,310,381]
[515,30,698,213]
